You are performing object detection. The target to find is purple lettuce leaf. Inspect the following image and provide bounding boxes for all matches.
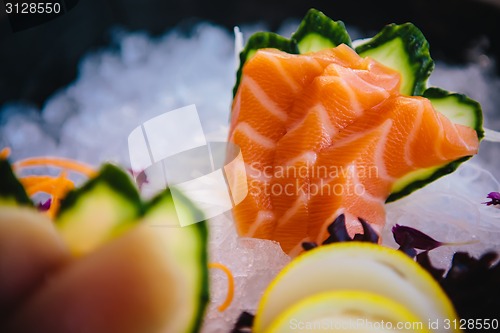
[392,224,444,256]
[302,214,379,251]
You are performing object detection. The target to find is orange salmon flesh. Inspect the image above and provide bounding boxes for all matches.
[228,44,479,255]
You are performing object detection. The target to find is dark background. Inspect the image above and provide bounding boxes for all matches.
[1,0,500,109]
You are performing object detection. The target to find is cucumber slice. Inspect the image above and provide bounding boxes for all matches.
[356,23,434,96]
[55,165,209,332]
[388,88,483,202]
[291,8,351,53]
[233,32,298,97]
[142,189,209,333]
[388,157,470,202]
[56,164,142,256]
[0,158,32,206]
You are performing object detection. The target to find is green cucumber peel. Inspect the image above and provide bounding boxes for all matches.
[55,165,209,331]
[0,158,32,206]
[387,157,471,203]
[143,189,209,333]
[57,163,142,218]
[1,157,209,328]
[145,187,205,223]
[292,8,352,53]
[355,23,434,96]
[56,163,211,258]
[184,214,209,333]
[55,164,143,255]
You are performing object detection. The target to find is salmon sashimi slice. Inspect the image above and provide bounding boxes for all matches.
[229,44,479,255]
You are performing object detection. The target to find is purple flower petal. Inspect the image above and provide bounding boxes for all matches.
[392,224,444,252]
[483,191,500,206]
[488,192,500,200]
[135,170,149,190]
[37,198,52,212]
[128,168,149,190]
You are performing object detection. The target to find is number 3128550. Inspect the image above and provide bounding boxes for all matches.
[5,2,62,14]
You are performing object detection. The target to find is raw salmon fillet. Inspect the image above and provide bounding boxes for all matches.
[228,44,479,255]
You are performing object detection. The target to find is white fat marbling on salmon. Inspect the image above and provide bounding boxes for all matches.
[429,105,446,161]
[450,120,475,152]
[286,102,338,140]
[336,65,391,100]
[373,119,396,182]
[349,162,385,204]
[275,192,308,227]
[264,53,300,93]
[327,64,363,116]
[282,151,317,168]
[246,210,275,237]
[231,122,276,149]
[243,76,288,122]
[301,56,324,73]
[404,102,424,167]
[314,103,338,137]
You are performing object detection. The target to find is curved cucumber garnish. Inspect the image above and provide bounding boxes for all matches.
[292,8,351,53]
[0,160,209,332]
[56,164,142,256]
[355,23,434,96]
[388,157,471,202]
[142,189,209,333]
[0,159,32,206]
[56,164,209,332]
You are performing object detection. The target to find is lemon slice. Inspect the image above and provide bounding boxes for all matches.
[264,290,430,333]
[255,242,459,333]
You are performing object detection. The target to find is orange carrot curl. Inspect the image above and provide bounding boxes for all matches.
[208,262,235,312]
[14,157,95,177]
[0,147,11,159]
[12,155,95,218]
